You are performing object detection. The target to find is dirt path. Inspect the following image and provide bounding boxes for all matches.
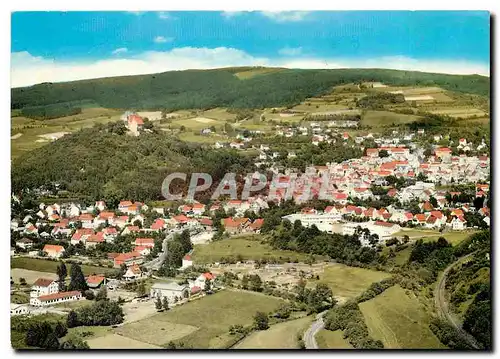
[434,253,481,349]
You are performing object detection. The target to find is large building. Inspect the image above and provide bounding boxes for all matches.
[150,282,189,303]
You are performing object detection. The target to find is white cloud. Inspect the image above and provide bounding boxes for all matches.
[221,11,244,18]
[279,47,303,56]
[261,11,310,22]
[112,47,128,55]
[10,49,489,88]
[154,36,173,44]
[158,12,172,20]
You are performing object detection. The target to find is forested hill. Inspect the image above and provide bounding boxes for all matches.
[11,67,489,111]
[11,123,253,204]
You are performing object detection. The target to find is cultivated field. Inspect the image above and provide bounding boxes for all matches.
[86,333,161,349]
[359,285,445,349]
[316,329,353,349]
[11,107,122,159]
[116,289,283,349]
[10,268,58,284]
[191,236,310,264]
[233,316,313,349]
[360,110,421,127]
[309,264,391,301]
[11,257,118,276]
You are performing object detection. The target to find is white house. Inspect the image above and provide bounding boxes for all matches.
[450,216,467,230]
[30,278,59,302]
[194,272,215,289]
[181,254,193,269]
[10,303,30,316]
[150,282,189,303]
[15,238,34,249]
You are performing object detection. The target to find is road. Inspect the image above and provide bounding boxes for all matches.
[434,253,481,349]
[142,228,200,270]
[303,311,327,349]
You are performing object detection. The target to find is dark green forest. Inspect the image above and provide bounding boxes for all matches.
[12,67,490,111]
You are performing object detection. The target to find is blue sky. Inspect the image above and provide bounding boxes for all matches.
[11,11,490,87]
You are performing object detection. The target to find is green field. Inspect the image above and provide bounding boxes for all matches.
[11,257,118,276]
[309,264,391,300]
[395,230,476,246]
[11,107,122,159]
[360,110,421,127]
[116,289,283,349]
[359,285,446,349]
[234,316,312,349]
[191,236,311,264]
[316,329,353,349]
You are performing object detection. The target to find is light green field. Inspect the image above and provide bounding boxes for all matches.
[308,264,391,300]
[171,117,224,131]
[233,316,313,349]
[201,108,237,121]
[359,285,446,349]
[429,108,488,118]
[316,329,353,349]
[394,229,475,246]
[117,290,283,349]
[178,132,225,144]
[360,110,421,127]
[64,325,113,342]
[11,257,118,276]
[234,68,284,80]
[191,236,310,264]
[86,333,161,349]
[11,107,122,159]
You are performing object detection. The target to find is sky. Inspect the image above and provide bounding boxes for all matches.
[11,11,490,87]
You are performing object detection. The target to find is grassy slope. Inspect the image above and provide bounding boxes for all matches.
[11,257,118,276]
[308,264,391,300]
[191,236,310,264]
[359,285,445,349]
[233,316,313,349]
[116,290,283,349]
[316,329,353,349]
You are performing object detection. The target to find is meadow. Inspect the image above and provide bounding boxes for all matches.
[359,285,445,349]
[316,329,353,349]
[11,257,118,276]
[115,289,284,349]
[309,264,391,301]
[191,236,311,264]
[233,316,313,349]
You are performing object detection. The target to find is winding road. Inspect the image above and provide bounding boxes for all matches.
[303,311,327,349]
[434,253,481,349]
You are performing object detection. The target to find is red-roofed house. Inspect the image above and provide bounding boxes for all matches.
[247,218,264,233]
[134,238,155,248]
[151,218,166,231]
[114,252,143,268]
[134,246,151,256]
[86,275,106,289]
[124,264,143,281]
[43,244,65,259]
[182,254,193,269]
[30,278,58,301]
[85,232,105,248]
[127,114,144,133]
[222,217,249,234]
[194,272,216,289]
[31,291,82,307]
[122,226,141,236]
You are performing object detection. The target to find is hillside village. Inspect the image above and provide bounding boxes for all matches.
[11,86,491,350]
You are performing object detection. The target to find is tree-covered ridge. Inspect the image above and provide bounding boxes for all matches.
[12,67,490,111]
[11,123,252,203]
